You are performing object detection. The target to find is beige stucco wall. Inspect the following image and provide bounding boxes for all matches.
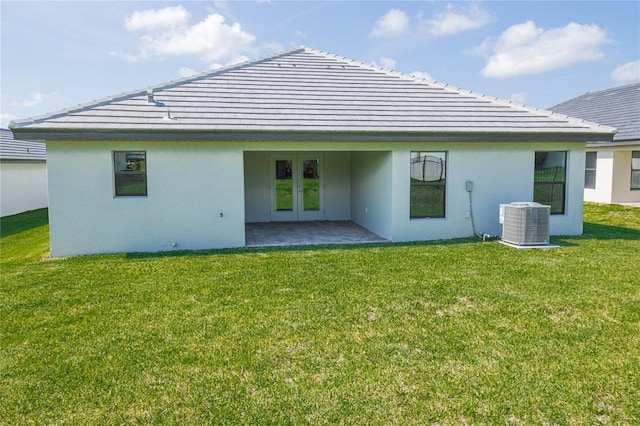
[0,161,48,217]
[585,147,640,204]
[612,150,640,203]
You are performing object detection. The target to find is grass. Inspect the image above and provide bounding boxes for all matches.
[1,204,639,424]
[410,184,446,218]
[276,178,320,211]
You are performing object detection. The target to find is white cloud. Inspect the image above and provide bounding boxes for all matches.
[379,57,396,69]
[480,21,610,78]
[178,67,197,78]
[125,5,190,31]
[1,113,18,128]
[120,6,255,63]
[610,60,640,82]
[410,71,434,81]
[423,3,493,36]
[209,55,250,70]
[509,92,528,104]
[370,9,409,38]
[371,57,397,70]
[19,92,51,108]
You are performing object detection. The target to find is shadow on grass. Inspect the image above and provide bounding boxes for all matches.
[129,222,640,259]
[126,236,485,259]
[582,222,640,240]
[0,208,49,238]
[552,222,640,246]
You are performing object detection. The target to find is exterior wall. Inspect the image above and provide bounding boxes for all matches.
[584,150,614,203]
[243,151,351,223]
[244,151,271,222]
[612,150,640,203]
[323,152,351,220]
[560,146,586,235]
[47,139,586,256]
[350,151,393,240]
[388,142,585,241]
[47,141,245,257]
[584,147,640,204]
[0,161,48,217]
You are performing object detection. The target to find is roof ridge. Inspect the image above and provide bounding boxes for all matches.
[578,81,640,97]
[10,46,618,137]
[301,47,616,133]
[302,46,421,81]
[550,81,640,108]
[150,46,307,91]
[11,47,309,129]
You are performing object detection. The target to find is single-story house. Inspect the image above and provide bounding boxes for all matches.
[0,128,48,217]
[10,47,615,257]
[549,83,640,204]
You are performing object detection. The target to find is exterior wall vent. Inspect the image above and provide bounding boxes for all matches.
[500,202,550,246]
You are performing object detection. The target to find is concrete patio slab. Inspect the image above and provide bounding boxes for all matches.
[245,221,388,247]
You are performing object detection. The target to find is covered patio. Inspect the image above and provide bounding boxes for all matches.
[245,221,389,247]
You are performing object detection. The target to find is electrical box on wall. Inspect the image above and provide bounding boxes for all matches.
[465,180,473,192]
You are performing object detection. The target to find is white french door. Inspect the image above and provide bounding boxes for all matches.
[271,154,323,221]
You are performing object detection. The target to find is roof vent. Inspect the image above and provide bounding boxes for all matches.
[163,109,177,121]
[147,88,164,106]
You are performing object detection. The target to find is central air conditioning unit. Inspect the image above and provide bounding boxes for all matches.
[499,202,550,246]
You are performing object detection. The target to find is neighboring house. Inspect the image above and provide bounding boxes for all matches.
[10,47,615,257]
[0,128,48,217]
[549,83,640,204]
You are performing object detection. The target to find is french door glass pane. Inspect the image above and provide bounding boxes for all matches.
[302,159,320,211]
[275,160,293,211]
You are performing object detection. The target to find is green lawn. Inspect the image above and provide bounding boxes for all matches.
[1,204,639,424]
[275,178,320,211]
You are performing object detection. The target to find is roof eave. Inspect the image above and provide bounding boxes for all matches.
[10,127,616,144]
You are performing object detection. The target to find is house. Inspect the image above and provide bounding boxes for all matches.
[0,128,48,217]
[10,47,615,257]
[549,83,640,205]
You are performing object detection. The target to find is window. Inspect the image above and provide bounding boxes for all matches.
[585,151,597,189]
[410,152,446,218]
[534,151,566,215]
[632,152,640,190]
[114,151,147,196]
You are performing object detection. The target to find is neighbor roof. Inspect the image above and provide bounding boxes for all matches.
[548,82,640,146]
[0,128,46,161]
[11,46,615,143]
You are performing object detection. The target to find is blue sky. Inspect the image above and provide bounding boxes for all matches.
[1,1,639,127]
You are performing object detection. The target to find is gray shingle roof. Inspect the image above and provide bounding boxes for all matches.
[0,128,46,161]
[548,82,640,144]
[10,46,615,142]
